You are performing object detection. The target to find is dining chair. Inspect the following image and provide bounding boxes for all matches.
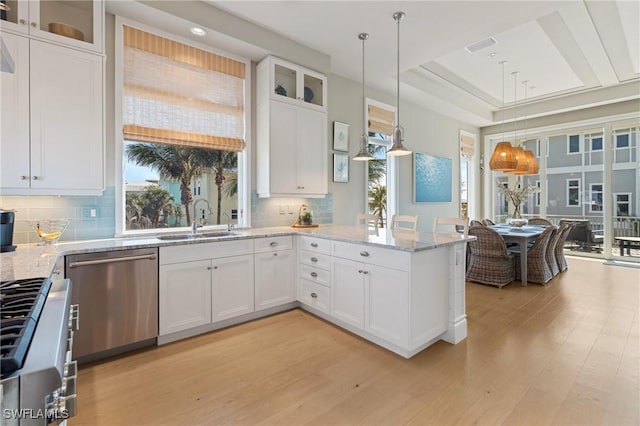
[433,216,468,237]
[391,214,418,231]
[528,217,553,226]
[555,223,574,272]
[469,220,484,228]
[466,226,515,288]
[482,218,495,226]
[356,213,379,229]
[510,226,555,284]
[545,227,561,276]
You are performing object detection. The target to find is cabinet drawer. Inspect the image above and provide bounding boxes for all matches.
[254,235,293,252]
[298,235,330,254]
[299,250,330,270]
[160,239,253,264]
[298,279,330,314]
[331,241,410,271]
[299,264,330,286]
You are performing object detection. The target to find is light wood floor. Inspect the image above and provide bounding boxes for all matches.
[71,257,639,426]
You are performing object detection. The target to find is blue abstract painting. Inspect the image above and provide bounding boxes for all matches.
[414,153,452,203]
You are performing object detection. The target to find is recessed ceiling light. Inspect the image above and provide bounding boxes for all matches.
[190,27,207,37]
[488,52,497,58]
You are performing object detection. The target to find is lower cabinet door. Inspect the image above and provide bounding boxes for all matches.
[298,278,330,315]
[159,260,212,335]
[254,249,295,311]
[365,264,409,347]
[212,254,255,322]
[331,257,365,329]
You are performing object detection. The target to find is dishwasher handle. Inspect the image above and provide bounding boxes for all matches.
[68,253,157,268]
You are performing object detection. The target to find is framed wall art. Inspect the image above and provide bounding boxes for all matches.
[333,152,349,183]
[414,152,452,203]
[333,121,349,151]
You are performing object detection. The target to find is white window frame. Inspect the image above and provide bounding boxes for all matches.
[114,17,251,236]
[588,134,604,152]
[615,131,630,149]
[535,139,549,158]
[364,98,397,223]
[614,192,631,217]
[566,134,581,155]
[589,183,603,213]
[566,178,581,207]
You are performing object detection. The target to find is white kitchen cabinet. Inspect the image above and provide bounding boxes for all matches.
[256,57,327,198]
[330,257,365,329]
[159,240,255,337]
[330,253,409,346]
[212,254,255,322]
[257,55,326,112]
[365,264,409,348]
[159,259,212,335]
[255,236,295,312]
[0,34,104,195]
[0,0,104,53]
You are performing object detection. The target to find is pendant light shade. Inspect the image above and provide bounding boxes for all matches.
[353,32,374,161]
[512,149,538,175]
[489,141,518,171]
[387,11,411,157]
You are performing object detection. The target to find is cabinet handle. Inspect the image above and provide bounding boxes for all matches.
[32,176,41,180]
[310,243,318,248]
[358,270,363,274]
[310,257,318,263]
[20,175,29,180]
[270,241,278,247]
[310,272,318,278]
[213,266,218,270]
[273,253,278,257]
[360,251,370,257]
[310,292,318,299]
[363,271,369,275]
[207,266,212,270]
[19,19,26,25]
[31,22,37,28]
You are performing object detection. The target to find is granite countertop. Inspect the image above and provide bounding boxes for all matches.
[1,225,472,281]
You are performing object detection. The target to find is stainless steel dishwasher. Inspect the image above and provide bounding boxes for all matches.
[66,248,159,362]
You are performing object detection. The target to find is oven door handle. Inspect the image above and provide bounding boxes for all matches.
[68,254,157,268]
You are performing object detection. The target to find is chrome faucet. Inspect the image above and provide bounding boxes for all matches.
[192,198,211,234]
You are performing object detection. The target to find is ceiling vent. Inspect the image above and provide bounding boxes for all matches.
[465,37,497,54]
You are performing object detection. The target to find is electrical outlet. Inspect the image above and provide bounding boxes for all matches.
[81,207,99,220]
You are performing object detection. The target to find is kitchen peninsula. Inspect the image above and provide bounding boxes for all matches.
[0,225,471,358]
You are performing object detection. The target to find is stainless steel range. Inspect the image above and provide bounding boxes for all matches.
[0,277,78,425]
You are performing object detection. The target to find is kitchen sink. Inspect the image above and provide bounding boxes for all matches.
[157,231,238,241]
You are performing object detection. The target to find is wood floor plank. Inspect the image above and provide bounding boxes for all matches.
[71,257,640,426]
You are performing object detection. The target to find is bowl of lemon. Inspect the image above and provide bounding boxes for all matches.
[29,218,71,245]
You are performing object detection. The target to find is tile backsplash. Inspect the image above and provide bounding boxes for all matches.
[0,188,333,244]
[0,187,117,244]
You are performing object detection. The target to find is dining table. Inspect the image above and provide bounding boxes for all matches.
[490,224,546,287]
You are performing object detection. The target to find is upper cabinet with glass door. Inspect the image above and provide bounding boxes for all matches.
[257,56,326,112]
[0,0,103,53]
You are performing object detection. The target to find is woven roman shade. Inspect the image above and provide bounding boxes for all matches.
[368,104,394,137]
[123,25,246,151]
[460,134,474,157]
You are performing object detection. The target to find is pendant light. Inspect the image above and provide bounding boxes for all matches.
[353,32,374,161]
[489,60,517,171]
[510,71,530,174]
[387,11,411,157]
